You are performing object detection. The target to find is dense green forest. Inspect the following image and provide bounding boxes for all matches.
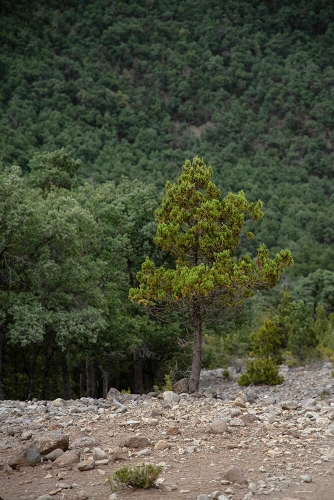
[1,0,334,399]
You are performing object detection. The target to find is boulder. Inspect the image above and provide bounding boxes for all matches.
[106,387,121,400]
[8,443,41,468]
[70,436,100,449]
[43,449,64,461]
[92,447,108,460]
[53,449,80,468]
[124,436,150,449]
[34,431,69,455]
[173,378,189,393]
[222,465,248,485]
[162,391,180,404]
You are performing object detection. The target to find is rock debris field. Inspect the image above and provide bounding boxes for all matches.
[1,364,334,500]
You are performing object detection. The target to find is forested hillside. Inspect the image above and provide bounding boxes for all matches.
[1,0,334,399]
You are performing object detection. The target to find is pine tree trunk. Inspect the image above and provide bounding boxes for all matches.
[0,325,5,400]
[99,365,109,398]
[188,302,202,393]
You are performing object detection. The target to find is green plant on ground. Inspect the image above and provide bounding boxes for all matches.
[238,358,284,386]
[238,319,284,386]
[121,388,131,394]
[222,369,231,381]
[108,463,162,491]
[163,374,173,391]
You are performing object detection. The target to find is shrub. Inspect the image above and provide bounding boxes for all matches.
[108,463,162,491]
[238,358,284,386]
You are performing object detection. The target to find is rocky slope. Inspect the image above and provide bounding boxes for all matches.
[0,363,334,500]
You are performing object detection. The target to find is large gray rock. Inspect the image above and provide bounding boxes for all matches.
[92,447,108,460]
[70,436,100,449]
[34,431,69,455]
[43,448,64,461]
[210,419,228,434]
[173,378,189,393]
[8,443,41,468]
[162,391,180,404]
[281,401,299,410]
[106,387,121,400]
[53,449,80,467]
[124,436,150,449]
[222,465,248,485]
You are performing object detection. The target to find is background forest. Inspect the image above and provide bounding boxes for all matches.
[1,0,334,399]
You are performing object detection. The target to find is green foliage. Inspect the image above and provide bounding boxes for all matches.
[163,374,173,392]
[238,319,284,386]
[0,0,334,278]
[108,463,162,491]
[238,358,284,386]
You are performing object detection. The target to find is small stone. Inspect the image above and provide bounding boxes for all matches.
[231,408,242,417]
[222,465,248,485]
[132,447,151,456]
[179,490,190,494]
[299,474,312,483]
[77,491,89,500]
[240,414,258,424]
[197,495,209,500]
[281,401,299,410]
[49,489,62,496]
[217,496,229,500]
[167,427,180,435]
[37,496,54,500]
[243,494,254,500]
[211,419,228,434]
[111,446,128,461]
[229,418,245,427]
[92,447,108,460]
[21,431,32,440]
[262,397,276,405]
[108,494,118,500]
[8,443,41,468]
[95,458,109,465]
[234,397,246,408]
[77,459,95,471]
[44,449,64,461]
[154,440,170,450]
[225,487,234,494]
[56,482,71,489]
[124,436,150,448]
[212,491,223,499]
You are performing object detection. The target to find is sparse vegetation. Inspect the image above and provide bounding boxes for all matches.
[108,463,162,491]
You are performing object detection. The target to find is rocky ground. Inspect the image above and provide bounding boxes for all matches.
[1,363,334,500]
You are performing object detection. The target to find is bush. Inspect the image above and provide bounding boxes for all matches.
[108,463,162,491]
[238,358,284,386]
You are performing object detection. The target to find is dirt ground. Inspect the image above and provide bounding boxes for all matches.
[1,393,334,500]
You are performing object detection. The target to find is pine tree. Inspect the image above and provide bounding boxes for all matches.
[130,157,293,392]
